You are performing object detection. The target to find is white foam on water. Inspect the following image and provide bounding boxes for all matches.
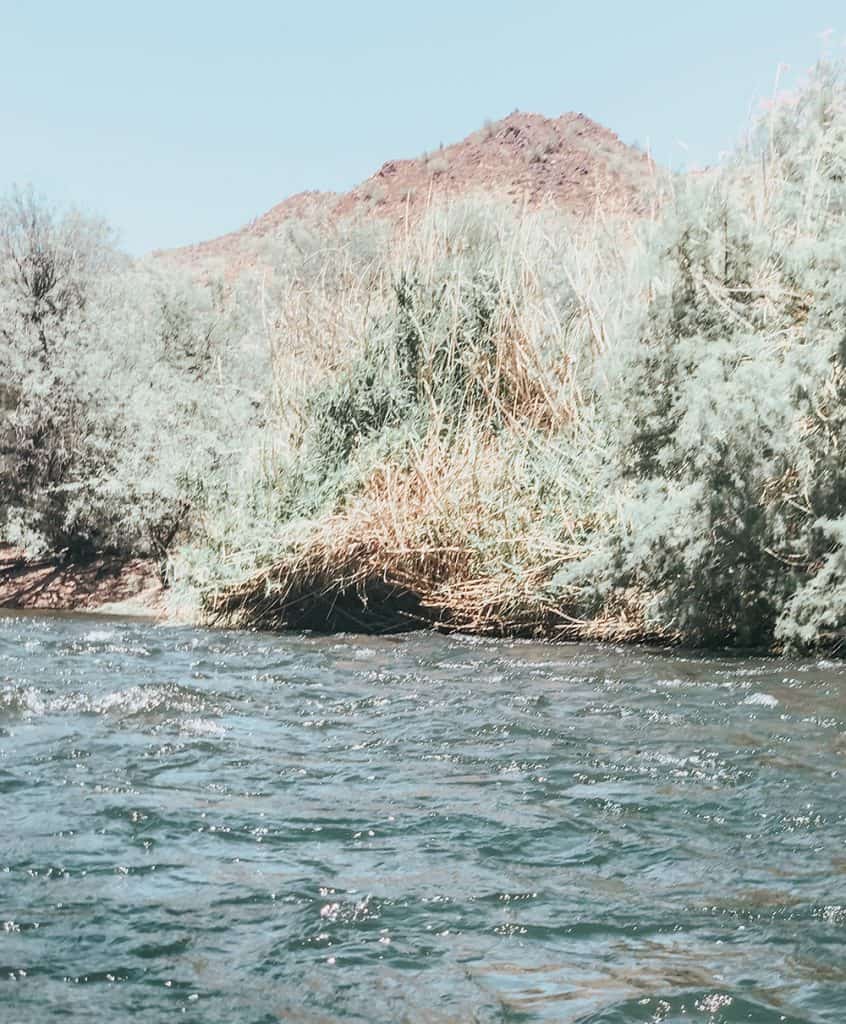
[180,717,225,738]
[83,629,118,643]
[0,686,48,716]
[1,683,208,719]
[742,692,779,707]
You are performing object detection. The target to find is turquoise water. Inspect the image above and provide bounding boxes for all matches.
[1,611,844,1023]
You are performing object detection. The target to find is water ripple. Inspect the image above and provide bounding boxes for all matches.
[1,611,844,1022]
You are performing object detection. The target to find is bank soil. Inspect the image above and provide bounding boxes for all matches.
[0,546,164,617]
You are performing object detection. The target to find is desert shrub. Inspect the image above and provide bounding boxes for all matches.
[0,193,263,572]
[554,60,846,648]
[0,188,121,557]
[426,155,449,176]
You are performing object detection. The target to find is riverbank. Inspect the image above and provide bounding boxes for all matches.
[5,64,846,650]
[0,546,165,618]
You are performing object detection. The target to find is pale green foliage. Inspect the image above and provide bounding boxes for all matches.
[559,60,846,648]
[0,191,264,572]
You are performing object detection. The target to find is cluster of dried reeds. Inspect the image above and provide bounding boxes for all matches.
[206,433,659,641]
[203,198,658,639]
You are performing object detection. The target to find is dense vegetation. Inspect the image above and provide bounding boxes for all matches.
[5,63,846,649]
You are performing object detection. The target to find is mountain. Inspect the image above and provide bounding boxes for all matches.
[160,111,658,269]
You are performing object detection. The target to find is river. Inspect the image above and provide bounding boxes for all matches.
[1,611,844,1022]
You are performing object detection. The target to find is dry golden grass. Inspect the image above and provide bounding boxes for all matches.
[205,195,664,639]
[206,431,665,642]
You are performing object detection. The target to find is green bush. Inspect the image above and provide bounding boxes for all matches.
[556,61,846,648]
[0,190,263,575]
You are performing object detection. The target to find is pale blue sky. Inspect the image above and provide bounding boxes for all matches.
[2,1,843,254]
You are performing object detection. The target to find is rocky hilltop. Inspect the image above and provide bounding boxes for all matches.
[161,111,658,269]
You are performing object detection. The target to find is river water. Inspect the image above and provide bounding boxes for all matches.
[1,612,844,1023]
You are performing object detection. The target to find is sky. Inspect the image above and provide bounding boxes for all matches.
[1,1,844,255]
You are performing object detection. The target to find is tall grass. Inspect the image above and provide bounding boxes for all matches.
[206,61,846,650]
[201,197,650,637]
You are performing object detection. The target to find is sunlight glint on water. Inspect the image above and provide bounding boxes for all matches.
[1,611,845,1022]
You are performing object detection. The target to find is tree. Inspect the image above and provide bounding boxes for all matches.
[0,188,119,559]
[0,186,116,363]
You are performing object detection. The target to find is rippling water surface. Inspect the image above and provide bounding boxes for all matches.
[2,611,845,1022]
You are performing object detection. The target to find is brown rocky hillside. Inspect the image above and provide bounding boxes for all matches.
[161,111,658,269]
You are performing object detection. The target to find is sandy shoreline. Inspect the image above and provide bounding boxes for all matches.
[0,545,166,619]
